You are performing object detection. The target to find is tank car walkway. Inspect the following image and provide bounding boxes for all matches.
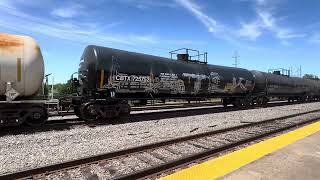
[160,121,320,180]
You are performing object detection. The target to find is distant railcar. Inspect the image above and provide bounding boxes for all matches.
[252,71,320,102]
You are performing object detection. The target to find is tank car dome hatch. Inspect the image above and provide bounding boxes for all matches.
[0,33,44,97]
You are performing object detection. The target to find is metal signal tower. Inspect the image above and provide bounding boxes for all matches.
[232,51,240,68]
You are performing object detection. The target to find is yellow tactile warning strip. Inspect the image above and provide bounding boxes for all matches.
[160,121,320,180]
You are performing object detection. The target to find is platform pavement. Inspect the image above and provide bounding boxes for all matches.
[219,131,320,180]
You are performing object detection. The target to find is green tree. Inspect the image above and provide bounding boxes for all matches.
[52,79,76,95]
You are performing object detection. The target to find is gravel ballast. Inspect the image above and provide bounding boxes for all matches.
[1,102,320,175]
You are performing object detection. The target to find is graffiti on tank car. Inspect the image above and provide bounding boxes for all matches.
[244,79,253,89]
[108,71,253,95]
[209,72,221,84]
[233,77,246,90]
[229,77,253,93]
[173,79,185,94]
[208,72,224,93]
[193,79,201,94]
[181,72,227,94]
[182,73,208,94]
[182,73,207,80]
[145,81,160,94]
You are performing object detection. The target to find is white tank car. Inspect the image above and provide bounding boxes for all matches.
[0,33,44,98]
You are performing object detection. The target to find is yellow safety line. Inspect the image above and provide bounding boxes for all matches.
[17,58,22,82]
[160,121,320,180]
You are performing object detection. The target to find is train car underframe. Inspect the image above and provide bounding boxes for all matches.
[72,92,258,121]
[71,91,320,122]
[221,95,269,108]
[72,97,131,121]
[222,94,320,108]
[0,101,49,127]
[287,95,320,102]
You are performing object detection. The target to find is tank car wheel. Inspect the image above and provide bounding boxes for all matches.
[257,97,265,106]
[261,97,268,106]
[74,107,82,118]
[140,99,148,106]
[222,99,229,108]
[288,97,293,103]
[232,99,241,108]
[251,99,256,106]
[243,99,251,107]
[81,103,98,122]
[25,106,48,127]
[119,102,131,116]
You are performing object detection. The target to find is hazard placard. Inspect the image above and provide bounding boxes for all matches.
[5,88,20,101]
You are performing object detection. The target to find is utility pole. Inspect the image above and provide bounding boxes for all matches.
[232,51,240,68]
[298,65,302,77]
[51,76,54,100]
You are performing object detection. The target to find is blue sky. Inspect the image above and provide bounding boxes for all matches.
[0,0,319,83]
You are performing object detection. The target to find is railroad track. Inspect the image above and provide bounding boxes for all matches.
[0,101,315,136]
[0,103,237,136]
[32,101,298,126]
[2,109,320,179]
[47,100,293,117]
[47,101,306,124]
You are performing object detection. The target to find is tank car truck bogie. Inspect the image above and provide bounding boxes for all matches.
[72,96,130,121]
[23,105,48,126]
[0,102,48,127]
[222,95,257,108]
